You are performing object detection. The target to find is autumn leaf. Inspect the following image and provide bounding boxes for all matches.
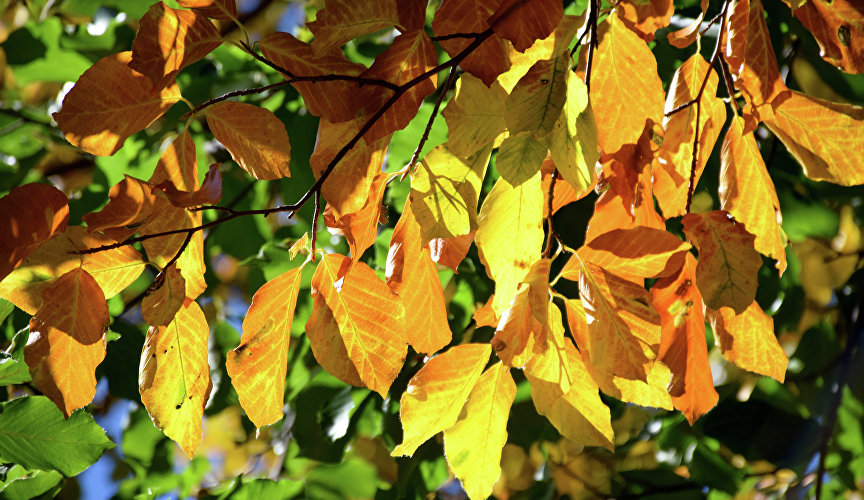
[763,90,864,186]
[489,0,562,52]
[577,260,660,381]
[491,259,550,368]
[141,264,186,327]
[682,210,762,315]
[386,201,452,354]
[152,163,222,208]
[130,1,222,88]
[410,144,490,244]
[53,51,182,157]
[666,0,707,48]
[176,0,238,20]
[25,267,108,417]
[310,254,406,396]
[82,175,158,236]
[650,254,717,424]
[206,101,292,180]
[140,299,212,458]
[476,173,544,316]
[442,74,508,159]
[547,68,600,194]
[505,51,568,139]
[428,232,474,273]
[324,172,388,262]
[308,0,402,54]
[0,226,145,315]
[735,0,784,120]
[391,343,490,457]
[432,0,510,86]
[529,301,577,395]
[0,184,68,283]
[706,301,788,382]
[719,116,787,274]
[724,0,749,76]
[259,33,368,123]
[588,12,665,155]
[227,266,302,429]
[443,362,516,500]
[788,0,863,74]
[495,132,547,187]
[616,0,674,41]
[305,291,364,388]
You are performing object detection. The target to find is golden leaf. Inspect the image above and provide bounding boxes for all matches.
[206,101,292,180]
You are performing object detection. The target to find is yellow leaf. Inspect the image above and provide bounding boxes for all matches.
[720,116,787,274]
[308,0,401,54]
[443,362,516,500]
[491,259,550,368]
[130,1,222,88]
[25,267,108,417]
[206,101,292,180]
[311,254,406,396]
[495,131,547,186]
[53,52,182,157]
[432,0,511,86]
[505,50,568,139]
[763,90,864,186]
[707,301,788,382]
[547,68,600,194]
[386,201,453,354]
[0,184,68,282]
[141,263,186,327]
[0,226,145,315]
[391,343,490,457]
[176,0,237,20]
[495,14,581,93]
[476,173,544,316]
[140,299,212,458]
[324,172,388,262]
[442,74,508,158]
[227,266,302,429]
[525,302,576,395]
[588,12,664,155]
[410,143,490,244]
[682,210,762,315]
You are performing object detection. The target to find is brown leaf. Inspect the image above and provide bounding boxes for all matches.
[0,183,68,282]
[206,101,292,180]
[616,0,674,41]
[152,163,222,208]
[53,52,182,156]
[176,0,238,20]
[433,0,511,86]
[489,0,563,52]
[789,0,864,74]
[308,0,401,54]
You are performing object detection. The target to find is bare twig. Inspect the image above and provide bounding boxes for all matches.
[182,81,290,119]
[401,66,458,181]
[310,189,321,259]
[584,0,599,92]
[432,32,483,42]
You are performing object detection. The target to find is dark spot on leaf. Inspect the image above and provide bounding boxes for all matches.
[235,343,248,354]
[492,340,507,352]
[633,296,649,307]
[151,353,156,359]
[540,79,549,84]
[175,403,181,409]
[163,349,168,354]
[838,25,850,47]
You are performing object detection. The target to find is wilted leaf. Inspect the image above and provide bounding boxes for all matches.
[53,52,182,156]
[177,0,238,20]
[789,0,864,74]
[386,201,452,354]
[682,210,761,314]
[444,362,516,500]
[442,74,508,158]
[227,266,302,429]
[152,163,222,208]
[308,0,401,54]
[391,343,490,457]
[616,0,674,40]
[433,0,511,86]
[141,263,186,327]
[489,0,562,52]
[0,184,68,283]
[206,101,292,180]
[495,132,547,186]
[505,51,568,139]
[130,1,222,88]
[547,69,600,194]
[707,301,788,382]
[140,299,212,458]
[311,254,406,396]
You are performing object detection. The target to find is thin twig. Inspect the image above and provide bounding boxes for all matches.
[432,32,483,42]
[182,81,290,118]
[543,172,559,259]
[584,0,599,92]
[310,189,321,259]
[401,66,458,181]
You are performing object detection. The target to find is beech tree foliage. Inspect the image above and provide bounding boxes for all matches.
[1,0,864,498]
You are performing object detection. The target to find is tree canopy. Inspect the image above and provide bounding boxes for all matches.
[1,0,864,498]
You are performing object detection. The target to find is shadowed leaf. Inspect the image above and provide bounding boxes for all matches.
[0,184,68,283]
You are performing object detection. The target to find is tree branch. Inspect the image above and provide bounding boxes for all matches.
[584,0,599,92]
[401,66,458,181]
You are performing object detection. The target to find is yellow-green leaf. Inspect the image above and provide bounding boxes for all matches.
[547,69,600,194]
[495,131,547,187]
[442,74,508,158]
[505,51,568,139]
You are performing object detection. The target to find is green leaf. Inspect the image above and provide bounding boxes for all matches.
[495,131,547,187]
[0,329,31,385]
[547,68,599,193]
[0,465,63,500]
[0,396,114,476]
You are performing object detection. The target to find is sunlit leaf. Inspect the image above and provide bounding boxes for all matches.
[305,291,364,388]
[788,0,864,74]
[428,232,474,273]
[616,0,674,40]
[735,0,784,120]
[495,132,547,186]
[706,301,788,382]
[140,299,212,458]
[177,0,238,20]
[666,0,707,48]
[491,259,550,368]
[206,101,292,180]
[141,263,186,327]
[442,74,507,158]
[505,51,568,139]
[0,184,68,283]
[151,163,222,208]
[547,69,600,194]
[724,0,749,76]
[81,175,158,234]
[308,0,401,54]
[391,343,490,457]
[53,52,182,157]
[682,210,762,314]
[324,172,387,262]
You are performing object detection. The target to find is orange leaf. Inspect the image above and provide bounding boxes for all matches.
[82,175,158,235]
[650,254,717,424]
[588,12,665,155]
[259,33,367,123]
[666,0,707,48]
[386,201,453,354]
[397,0,426,31]
[308,0,401,54]
[616,0,674,41]
[473,296,499,328]
[564,226,691,281]
[682,210,762,315]
[152,163,222,208]
[310,254,407,396]
[719,116,787,274]
[706,301,788,382]
[428,232,474,273]
[491,259,550,368]
[227,266,302,429]
[305,292,364,388]
[763,90,864,186]
[0,184,68,282]
[141,263,186,327]
[724,0,749,76]
[788,0,864,74]
[578,260,660,381]
[324,172,387,262]
[0,226,145,315]
[130,1,222,88]
[25,268,108,417]
[176,0,237,20]
[151,131,198,190]
[359,30,437,141]
[489,0,563,52]
[432,0,511,86]
[391,343,490,456]
[735,0,784,120]
[140,299,212,458]
[206,101,292,180]
[653,54,726,218]
[542,170,583,217]
[53,52,182,157]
